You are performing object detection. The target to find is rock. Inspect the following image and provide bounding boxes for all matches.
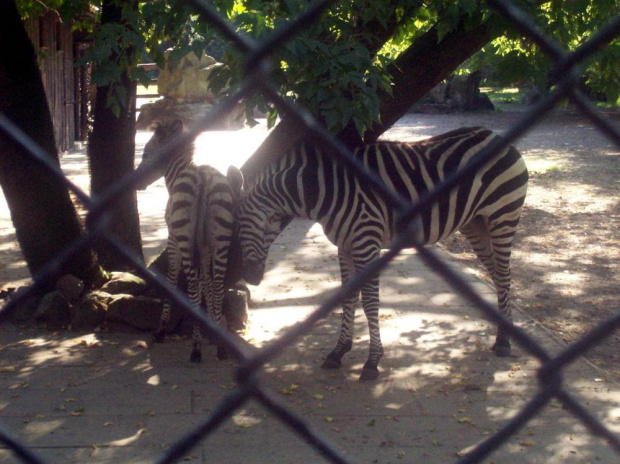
[35,291,71,329]
[5,292,40,325]
[476,93,495,111]
[446,71,484,111]
[429,82,448,104]
[415,71,493,113]
[136,50,245,131]
[136,98,244,131]
[56,274,84,303]
[106,294,180,332]
[157,51,221,103]
[100,272,148,296]
[522,88,543,106]
[70,292,109,329]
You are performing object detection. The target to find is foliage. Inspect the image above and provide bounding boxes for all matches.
[16,0,620,127]
[462,0,620,103]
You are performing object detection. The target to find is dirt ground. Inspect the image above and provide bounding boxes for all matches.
[1,104,619,382]
[388,105,620,381]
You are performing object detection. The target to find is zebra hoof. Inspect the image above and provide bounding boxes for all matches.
[359,366,380,381]
[492,339,511,357]
[321,357,342,370]
[190,349,202,363]
[152,331,166,343]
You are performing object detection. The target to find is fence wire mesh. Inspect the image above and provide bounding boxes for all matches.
[1,0,620,462]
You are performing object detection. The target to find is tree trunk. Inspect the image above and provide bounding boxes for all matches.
[87,0,143,270]
[360,19,495,144]
[0,0,99,292]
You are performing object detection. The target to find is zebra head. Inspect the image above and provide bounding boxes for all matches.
[237,190,293,285]
[135,119,184,190]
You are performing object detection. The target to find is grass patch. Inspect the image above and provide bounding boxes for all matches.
[480,87,521,105]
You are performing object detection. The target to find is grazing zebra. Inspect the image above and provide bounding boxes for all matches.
[237,127,528,380]
[136,119,243,362]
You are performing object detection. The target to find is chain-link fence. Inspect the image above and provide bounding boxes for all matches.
[1,0,620,462]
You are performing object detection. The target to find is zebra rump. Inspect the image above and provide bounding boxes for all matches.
[237,127,528,380]
[137,119,244,362]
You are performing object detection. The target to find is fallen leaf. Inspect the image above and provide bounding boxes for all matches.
[281,384,299,395]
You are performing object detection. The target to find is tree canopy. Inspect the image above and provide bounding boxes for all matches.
[16,0,620,135]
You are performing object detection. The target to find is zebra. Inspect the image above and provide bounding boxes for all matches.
[236,127,528,380]
[136,119,243,362]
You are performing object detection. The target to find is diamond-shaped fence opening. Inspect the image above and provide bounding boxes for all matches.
[0,0,619,463]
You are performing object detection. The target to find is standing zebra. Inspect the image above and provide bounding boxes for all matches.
[237,127,528,380]
[136,119,243,362]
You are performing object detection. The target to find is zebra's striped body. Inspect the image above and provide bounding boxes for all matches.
[237,127,528,380]
[137,119,243,362]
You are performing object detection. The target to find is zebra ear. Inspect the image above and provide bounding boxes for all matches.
[226,166,244,197]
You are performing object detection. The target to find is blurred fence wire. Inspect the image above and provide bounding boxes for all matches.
[1,0,619,462]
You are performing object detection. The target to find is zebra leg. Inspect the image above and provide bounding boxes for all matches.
[153,302,171,343]
[461,216,514,356]
[489,226,517,357]
[209,270,229,361]
[188,273,203,363]
[359,274,383,381]
[321,250,358,369]
[154,241,181,343]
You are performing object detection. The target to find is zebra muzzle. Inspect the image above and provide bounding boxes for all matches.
[243,260,265,286]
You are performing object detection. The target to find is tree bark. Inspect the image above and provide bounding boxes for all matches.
[0,0,99,292]
[87,0,143,270]
[361,19,495,144]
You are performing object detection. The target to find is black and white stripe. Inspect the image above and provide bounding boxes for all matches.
[237,127,528,380]
[137,119,243,362]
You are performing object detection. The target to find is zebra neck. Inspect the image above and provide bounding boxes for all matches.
[164,156,194,190]
[266,144,337,221]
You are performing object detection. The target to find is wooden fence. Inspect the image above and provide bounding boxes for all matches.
[23,13,79,152]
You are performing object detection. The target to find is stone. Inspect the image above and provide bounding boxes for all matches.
[136,98,244,131]
[415,71,493,113]
[35,291,71,329]
[136,50,245,131]
[4,291,40,325]
[106,294,181,332]
[100,272,148,296]
[522,88,543,106]
[476,93,495,111]
[56,274,84,303]
[70,292,109,330]
[446,71,483,111]
[157,51,221,103]
[429,82,448,104]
